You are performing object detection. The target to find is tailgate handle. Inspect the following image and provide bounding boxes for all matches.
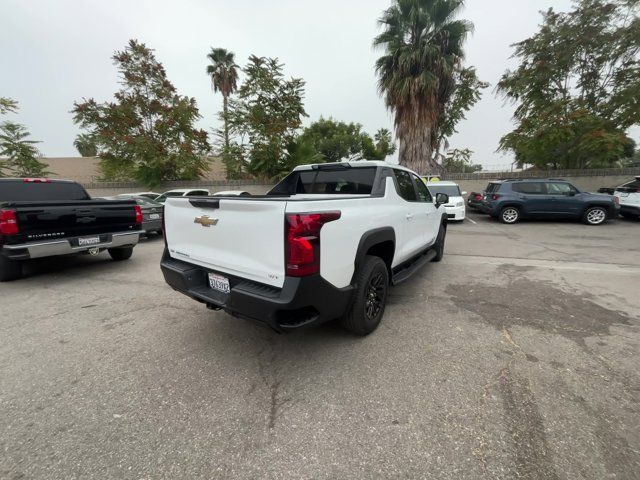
[189,199,220,209]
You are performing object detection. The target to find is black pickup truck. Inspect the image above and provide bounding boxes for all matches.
[0,178,142,281]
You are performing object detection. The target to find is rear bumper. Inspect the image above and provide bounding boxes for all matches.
[161,253,354,332]
[1,231,140,260]
[142,219,162,232]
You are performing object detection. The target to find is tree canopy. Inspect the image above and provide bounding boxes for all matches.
[73,40,210,187]
[498,0,640,169]
[298,118,396,162]
[0,97,48,177]
[225,55,308,179]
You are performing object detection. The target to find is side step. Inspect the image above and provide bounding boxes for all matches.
[391,248,437,285]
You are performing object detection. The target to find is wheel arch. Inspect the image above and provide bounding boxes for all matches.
[353,227,396,281]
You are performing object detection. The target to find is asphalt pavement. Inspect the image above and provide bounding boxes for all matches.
[1,213,639,479]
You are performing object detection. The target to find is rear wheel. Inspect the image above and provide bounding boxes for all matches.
[499,206,520,224]
[0,256,23,282]
[108,246,134,261]
[341,256,389,336]
[582,206,607,225]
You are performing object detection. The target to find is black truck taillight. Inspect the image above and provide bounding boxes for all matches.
[285,212,341,277]
[134,205,143,224]
[0,209,19,235]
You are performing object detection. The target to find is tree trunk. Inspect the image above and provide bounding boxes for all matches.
[397,122,439,174]
[222,94,230,150]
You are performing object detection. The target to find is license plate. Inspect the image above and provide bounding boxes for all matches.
[78,236,100,246]
[149,213,160,220]
[619,192,629,197]
[208,273,230,294]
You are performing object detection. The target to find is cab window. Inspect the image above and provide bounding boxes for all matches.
[393,170,417,201]
[412,174,433,202]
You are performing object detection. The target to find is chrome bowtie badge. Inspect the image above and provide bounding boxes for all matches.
[194,215,219,227]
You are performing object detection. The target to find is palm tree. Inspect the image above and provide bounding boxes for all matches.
[206,48,239,151]
[374,0,472,173]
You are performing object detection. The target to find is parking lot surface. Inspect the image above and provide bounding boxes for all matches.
[1,213,639,479]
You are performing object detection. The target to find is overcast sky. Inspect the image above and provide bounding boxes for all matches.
[1,0,578,168]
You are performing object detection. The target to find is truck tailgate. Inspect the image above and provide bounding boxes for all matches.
[165,198,287,288]
[4,200,139,244]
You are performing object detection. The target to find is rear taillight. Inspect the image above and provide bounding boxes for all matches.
[285,211,341,277]
[0,209,19,235]
[491,194,501,200]
[474,194,483,201]
[134,205,143,224]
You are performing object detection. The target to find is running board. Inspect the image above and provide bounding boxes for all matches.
[391,249,437,285]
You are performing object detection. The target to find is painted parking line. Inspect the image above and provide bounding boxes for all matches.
[466,217,477,225]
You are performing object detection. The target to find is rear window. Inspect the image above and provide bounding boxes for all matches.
[269,167,376,195]
[485,182,501,193]
[0,181,90,202]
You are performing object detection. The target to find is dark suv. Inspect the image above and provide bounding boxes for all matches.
[481,179,619,225]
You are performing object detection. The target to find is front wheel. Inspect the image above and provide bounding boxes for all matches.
[341,256,389,336]
[582,206,607,225]
[108,246,134,261]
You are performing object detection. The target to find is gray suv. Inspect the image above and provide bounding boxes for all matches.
[480,179,619,225]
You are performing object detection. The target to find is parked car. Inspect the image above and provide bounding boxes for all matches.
[424,180,466,221]
[614,176,640,220]
[212,190,251,196]
[116,192,161,201]
[161,161,449,335]
[0,178,142,281]
[467,191,485,211]
[480,179,619,225]
[155,188,210,204]
[108,195,164,234]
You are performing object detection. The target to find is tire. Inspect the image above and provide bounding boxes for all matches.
[0,256,23,282]
[499,206,520,224]
[432,223,447,262]
[582,206,608,225]
[341,255,389,336]
[108,246,134,261]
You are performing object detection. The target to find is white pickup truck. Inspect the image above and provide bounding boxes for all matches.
[161,161,449,335]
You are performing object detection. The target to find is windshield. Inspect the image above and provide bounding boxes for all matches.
[426,184,461,197]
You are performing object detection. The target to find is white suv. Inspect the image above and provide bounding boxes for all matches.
[424,180,467,221]
[614,176,640,219]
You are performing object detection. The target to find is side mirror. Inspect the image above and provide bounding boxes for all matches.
[461,191,468,196]
[435,193,449,206]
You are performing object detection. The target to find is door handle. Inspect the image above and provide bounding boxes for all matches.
[406,213,414,220]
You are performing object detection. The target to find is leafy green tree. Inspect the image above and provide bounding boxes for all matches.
[442,148,482,173]
[206,47,239,178]
[497,0,640,169]
[299,119,396,161]
[0,97,18,115]
[374,0,478,173]
[73,133,98,157]
[436,67,488,160]
[226,56,307,179]
[0,122,48,177]
[73,40,210,187]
